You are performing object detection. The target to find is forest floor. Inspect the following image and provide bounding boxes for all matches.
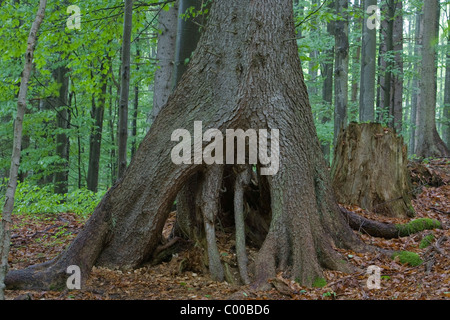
[4,159,450,301]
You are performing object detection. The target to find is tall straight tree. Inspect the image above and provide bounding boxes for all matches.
[117,0,134,179]
[320,0,334,159]
[359,0,377,122]
[415,0,449,157]
[150,1,179,125]
[379,0,403,132]
[410,9,423,154]
[443,10,450,149]
[86,61,108,192]
[53,65,70,195]
[334,0,349,146]
[0,0,47,300]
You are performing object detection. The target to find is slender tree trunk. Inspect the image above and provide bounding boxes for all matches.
[415,0,449,157]
[54,66,70,195]
[0,0,47,300]
[410,11,423,154]
[131,43,140,159]
[359,0,377,122]
[86,72,107,193]
[6,0,366,291]
[117,0,134,179]
[333,0,349,147]
[444,34,450,148]
[320,1,334,159]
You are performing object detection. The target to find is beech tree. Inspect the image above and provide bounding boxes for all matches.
[415,0,449,157]
[5,0,366,290]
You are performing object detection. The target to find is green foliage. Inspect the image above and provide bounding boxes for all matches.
[395,218,441,236]
[391,251,423,267]
[0,180,104,218]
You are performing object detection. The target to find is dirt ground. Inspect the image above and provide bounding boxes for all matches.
[4,159,450,301]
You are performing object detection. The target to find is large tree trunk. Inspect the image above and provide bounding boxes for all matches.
[6,0,365,290]
[331,123,414,218]
[415,0,449,158]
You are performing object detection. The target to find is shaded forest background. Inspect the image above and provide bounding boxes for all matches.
[0,0,449,222]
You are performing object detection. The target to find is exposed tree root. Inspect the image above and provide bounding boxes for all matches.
[340,205,442,239]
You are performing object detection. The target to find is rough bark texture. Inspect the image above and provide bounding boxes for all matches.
[332,123,414,218]
[6,0,365,290]
[1,0,47,299]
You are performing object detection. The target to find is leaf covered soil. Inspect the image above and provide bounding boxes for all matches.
[4,159,450,300]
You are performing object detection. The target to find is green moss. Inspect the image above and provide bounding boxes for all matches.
[391,251,423,267]
[419,234,435,249]
[395,218,441,236]
[312,277,327,288]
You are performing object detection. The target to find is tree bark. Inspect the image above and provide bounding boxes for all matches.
[443,32,450,149]
[117,0,134,179]
[87,64,108,192]
[54,65,70,195]
[150,1,179,125]
[6,0,365,291]
[415,0,450,158]
[332,123,414,218]
[410,11,422,155]
[0,0,47,300]
[379,0,403,132]
[333,0,349,147]
[359,0,377,122]
[320,1,334,159]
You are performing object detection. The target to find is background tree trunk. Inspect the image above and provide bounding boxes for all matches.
[53,65,70,196]
[331,123,414,218]
[117,0,134,179]
[415,0,449,158]
[333,0,349,147]
[443,32,450,149]
[410,11,423,155]
[150,1,179,125]
[0,0,47,300]
[359,0,377,122]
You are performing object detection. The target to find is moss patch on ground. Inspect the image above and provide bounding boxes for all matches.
[392,251,423,267]
[396,218,441,236]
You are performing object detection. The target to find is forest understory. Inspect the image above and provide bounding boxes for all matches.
[3,158,449,301]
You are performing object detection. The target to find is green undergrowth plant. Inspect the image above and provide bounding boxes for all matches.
[0,180,105,218]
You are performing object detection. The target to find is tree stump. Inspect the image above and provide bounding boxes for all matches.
[331,123,414,218]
